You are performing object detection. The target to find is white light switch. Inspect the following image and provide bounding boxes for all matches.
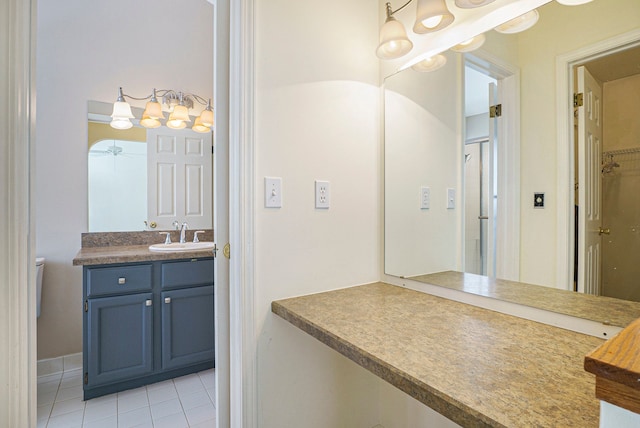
[447,188,455,209]
[315,180,330,209]
[420,187,430,209]
[265,177,282,208]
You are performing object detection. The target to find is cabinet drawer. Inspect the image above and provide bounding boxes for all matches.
[86,264,152,297]
[161,259,214,289]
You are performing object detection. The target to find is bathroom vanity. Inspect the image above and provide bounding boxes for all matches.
[74,231,215,399]
[273,282,604,427]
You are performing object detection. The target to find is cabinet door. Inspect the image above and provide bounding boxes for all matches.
[86,293,154,387]
[161,286,214,370]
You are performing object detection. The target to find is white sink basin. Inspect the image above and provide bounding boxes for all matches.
[149,242,215,252]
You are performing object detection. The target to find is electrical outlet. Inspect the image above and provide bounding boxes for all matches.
[534,192,545,208]
[315,180,330,209]
[420,186,430,209]
[265,177,282,208]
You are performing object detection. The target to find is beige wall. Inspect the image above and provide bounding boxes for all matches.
[35,0,213,359]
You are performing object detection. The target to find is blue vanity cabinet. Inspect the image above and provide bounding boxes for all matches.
[160,259,215,370]
[86,292,154,387]
[83,258,214,400]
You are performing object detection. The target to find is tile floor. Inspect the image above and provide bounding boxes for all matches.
[37,368,216,428]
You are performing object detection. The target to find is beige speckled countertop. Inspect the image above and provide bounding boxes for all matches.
[272,282,604,428]
[410,271,640,328]
[73,230,215,265]
[73,244,214,266]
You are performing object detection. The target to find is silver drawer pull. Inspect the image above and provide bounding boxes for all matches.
[145,299,152,306]
[118,277,126,285]
[164,297,171,304]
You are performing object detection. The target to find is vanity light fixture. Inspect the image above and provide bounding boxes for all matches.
[109,87,214,133]
[376,1,415,60]
[494,9,539,34]
[410,54,447,72]
[556,0,593,5]
[413,0,454,34]
[450,33,486,52]
[454,0,496,8]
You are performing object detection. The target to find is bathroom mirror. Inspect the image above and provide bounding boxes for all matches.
[88,101,213,232]
[384,0,640,322]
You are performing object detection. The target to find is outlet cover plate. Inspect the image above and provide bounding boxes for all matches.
[420,186,430,209]
[315,180,330,209]
[534,192,545,208]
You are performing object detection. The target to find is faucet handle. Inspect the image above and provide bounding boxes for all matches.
[159,232,171,244]
[193,230,205,243]
[172,220,180,230]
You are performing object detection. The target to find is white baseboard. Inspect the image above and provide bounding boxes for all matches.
[37,352,82,377]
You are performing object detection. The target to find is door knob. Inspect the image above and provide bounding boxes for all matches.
[599,227,610,235]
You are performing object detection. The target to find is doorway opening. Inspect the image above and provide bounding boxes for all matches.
[463,65,496,276]
[572,42,640,300]
[462,54,520,281]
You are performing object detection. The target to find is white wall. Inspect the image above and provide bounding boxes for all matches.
[253,0,382,426]
[35,0,213,359]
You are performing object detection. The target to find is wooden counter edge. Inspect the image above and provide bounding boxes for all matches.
[585,317,640,414]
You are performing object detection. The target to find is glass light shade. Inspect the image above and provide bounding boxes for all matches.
[192,117,210,133]
[110,101,134,119]
[110,118,133,130]
[143,100,165,120]
[140,114,161,129]
[454,0,496,8]
[199,108,214,127]
[168,104,191,123]
[166,119,186,130]
[556,0,593,4]
[376,17,413,60]
[494,10,539,34]
[410,54,447,72]
[413,0,454,34]
[450,33,486,52]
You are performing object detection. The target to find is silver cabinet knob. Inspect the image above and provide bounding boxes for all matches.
[118,277,126,285]
[145,299,152,306]
[164,297,171,304]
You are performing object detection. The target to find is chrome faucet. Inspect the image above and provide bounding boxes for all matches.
[179,222,189,243]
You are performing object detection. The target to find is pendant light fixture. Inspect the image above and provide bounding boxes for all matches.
[494,9,539,34]
[413,0,454,34]
[376,2,414,60]
[556,0,593,5]
[450,33,486,52]
[454,0,496,8]
[108,87,214,133]
[410,54,447,72]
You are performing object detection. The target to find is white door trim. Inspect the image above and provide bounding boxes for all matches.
[228,0,257,427]
[0,0,36,425]
[555,29,640,291]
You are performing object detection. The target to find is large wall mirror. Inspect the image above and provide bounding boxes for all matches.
[88,101,213,232]
[385,0,640,324]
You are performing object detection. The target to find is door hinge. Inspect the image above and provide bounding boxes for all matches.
[223,243,231,259]
[84,300,88,312]
[84,373,88,385]
[574,92,584,107]
[489,104,502,118]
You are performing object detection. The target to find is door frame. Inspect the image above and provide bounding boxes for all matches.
[555,29,640,291]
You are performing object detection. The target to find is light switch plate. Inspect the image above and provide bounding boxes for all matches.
[265,177,282,208]
[447,188,455,209]
[420,186,430,209]
[315,180,330,209]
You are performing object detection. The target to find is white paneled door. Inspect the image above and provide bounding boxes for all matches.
[146,128,213,230]
[577,65,603,296]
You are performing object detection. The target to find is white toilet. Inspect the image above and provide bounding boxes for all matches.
[36,257,45,318]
